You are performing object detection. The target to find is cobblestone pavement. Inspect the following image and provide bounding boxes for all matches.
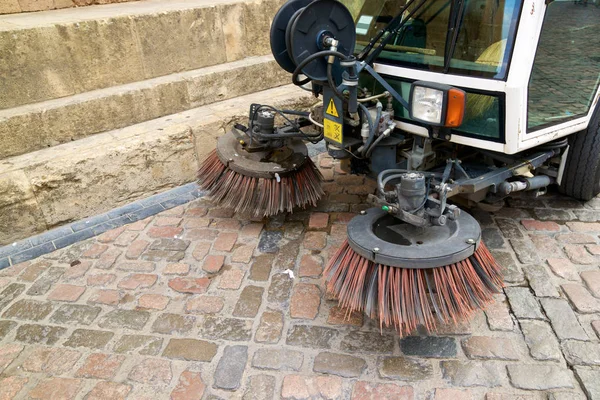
[1,154,600,400]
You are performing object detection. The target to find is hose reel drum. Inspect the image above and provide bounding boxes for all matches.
[270,0,356,81]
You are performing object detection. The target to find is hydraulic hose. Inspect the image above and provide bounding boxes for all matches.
[360,102,381,156]
[292,50,349,87]
[327,63,346,101]
[365,123,396,158]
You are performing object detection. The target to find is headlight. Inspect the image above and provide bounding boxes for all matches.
[409,81,466,128]
[411,86,444,124]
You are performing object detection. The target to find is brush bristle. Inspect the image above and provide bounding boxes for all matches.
[197,149,324,217]
[324,240,503,336]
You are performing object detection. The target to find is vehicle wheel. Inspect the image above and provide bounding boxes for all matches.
[560,105,600,201]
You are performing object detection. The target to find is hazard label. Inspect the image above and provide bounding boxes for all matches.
[324,118,343,144]
[326,98,339,118]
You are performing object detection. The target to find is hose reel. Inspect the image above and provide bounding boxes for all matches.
[270,0,356,81]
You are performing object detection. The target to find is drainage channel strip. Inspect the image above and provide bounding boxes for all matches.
[0,183,205,270]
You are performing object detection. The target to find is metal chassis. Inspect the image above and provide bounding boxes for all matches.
[447,150,556,197]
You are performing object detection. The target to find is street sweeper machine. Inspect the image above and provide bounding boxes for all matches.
[198,0,600,335]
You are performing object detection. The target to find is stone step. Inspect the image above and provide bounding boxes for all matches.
[0,0,284,110]
[0,85,312,245]
[0,55,289,159]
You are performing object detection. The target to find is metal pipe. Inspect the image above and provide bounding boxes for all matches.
[498,175,554,195]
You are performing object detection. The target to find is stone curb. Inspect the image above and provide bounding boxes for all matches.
[0,182,204,269]
[0,142,326,270]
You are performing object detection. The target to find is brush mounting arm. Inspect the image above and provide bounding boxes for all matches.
[237,103,322,151]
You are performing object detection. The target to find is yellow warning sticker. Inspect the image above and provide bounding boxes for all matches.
[326,98,339,118]
[324,118,343,144]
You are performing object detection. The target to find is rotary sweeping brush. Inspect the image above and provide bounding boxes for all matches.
[197,105,324,218]
[324,171,504,337]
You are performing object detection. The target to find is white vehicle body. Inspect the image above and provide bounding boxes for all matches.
[351,0,600,154]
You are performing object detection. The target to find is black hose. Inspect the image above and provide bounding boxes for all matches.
[327,63,346,101]
[292,50,349,87]
[365,131,388,158]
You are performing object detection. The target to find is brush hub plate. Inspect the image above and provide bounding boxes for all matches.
[346,208,481,269]
[216,130,309,179]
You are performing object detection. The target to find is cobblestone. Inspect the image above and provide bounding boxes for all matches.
[0,321,16,339]
[378,356,433,381]
[281,375,344,399]
[218,268,245,290]
[581,270,600,298]
[351,381,414,399]
[564,244,596,264]
[15,324,67,345]
[268,273,293,304]
[243,375,275,400]
[99,309,149,330]
[185,295,224,314]
[86,382,131,400]
[507,364,574,390]
[88,289,120,305]
[562,340,600,366]
[214,345,248,390]
[0,376,28,400]
[113,334,162,355]
[523,264,559,297]
[128,358,172,384]
[75,353,125,379]
[252,348,303,371]
[200,316,252,341]
[541,298,589,340]
[151,313,196,335]
[461,336,520,360]
[562,283,600,313]
[3,168,600,399]
[574,366,600,399]
[28,377,81,400]
[169,277,211,294]
[22,347,80,374]
[172,370,205,400]
[520,320,561,361]
[441,360,504,387]
[400,336,457,358]
[286,325,338,349]
[255,310,284,343]
[3,299,53,321]
[290,283,321,319]
[234,286,264,318]
[340,331,395,354]
[546,258,580,281]
[63,329,114,349]
[162,338,217,362]
[313,351,367,377]
[505,287,544,319]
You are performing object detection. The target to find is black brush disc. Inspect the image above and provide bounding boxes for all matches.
[346,208,481,269]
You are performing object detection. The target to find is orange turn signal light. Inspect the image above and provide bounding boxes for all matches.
[445,88,466,128]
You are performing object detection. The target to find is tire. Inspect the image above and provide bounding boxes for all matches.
[560,104,600,201]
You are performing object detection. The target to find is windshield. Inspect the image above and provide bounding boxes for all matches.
[349,0,522,80]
